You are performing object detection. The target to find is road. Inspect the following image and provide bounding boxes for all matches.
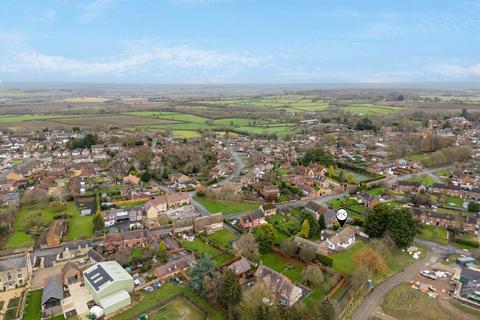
[351,251,439,320]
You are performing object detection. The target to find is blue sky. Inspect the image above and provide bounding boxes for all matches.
[0,0,479,83]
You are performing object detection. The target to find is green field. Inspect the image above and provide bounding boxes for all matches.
[0,114,81,124]
[381,284,456,320]
[342,104,399,115]
[149,297,206,320]
[416,225,449,245]
[333,167,376,183]
[3,202,93,249]
[193,197,260,214]
[407,174,435,187]
[206,228,237,247]
[23,289,42,320]
[115,284,226,320]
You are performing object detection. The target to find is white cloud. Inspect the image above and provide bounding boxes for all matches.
[0,35,263,77]
[78,0,118,23]
[427,61,480,78]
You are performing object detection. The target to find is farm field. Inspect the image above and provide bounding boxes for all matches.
[115,284,227,320]
[341,104,400,115]
[193,197,260,214]
[0,114,80,123]
[149,297,206,320]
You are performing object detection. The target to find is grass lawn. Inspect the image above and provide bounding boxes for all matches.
[331,241,368,275]
[180,238,220,256]
[171,130,202,138]
[260,252,304,282]
[333,167,375,183]
[65,214,93,241]
[407,174,434,187]
[304,287,328,306]
[213,253,234,266]
[3,231,34,249]
[367,187,384,196]
[444,196,464,208]
[206,228,237,247]
[381,284,456,320]
[149,297,206,320]
[193,197,260,214]
[115,284,227,320]
[23,289,42,320]
[416,225,449,245]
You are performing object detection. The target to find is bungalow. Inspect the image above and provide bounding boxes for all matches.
[154,255,196,280]
[254,265,302,306]
[169,173,191,184]
[239,210,265,229]
[324,226,356,251]
[193,213,224,234]
[173,219,194,234]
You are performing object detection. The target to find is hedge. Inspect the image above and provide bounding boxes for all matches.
[455,238,480,248]
[316,253,333,267]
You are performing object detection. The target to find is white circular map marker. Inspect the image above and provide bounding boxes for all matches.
[335,208,349,227]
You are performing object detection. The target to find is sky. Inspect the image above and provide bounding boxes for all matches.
[0,0,479,84]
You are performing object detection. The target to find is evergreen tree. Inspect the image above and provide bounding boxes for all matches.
[218,269,242,311]
[318,214,326,231]
[300,219,310,238]
[387,208,416,247]
[188,254,216,294]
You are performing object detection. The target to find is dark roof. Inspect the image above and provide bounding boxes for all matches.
[0,253,27,272]
[84,264,113,291]
[398,181,422,187]
[87,248,104,263]
[42,275,64,305]
[431,183,462,191]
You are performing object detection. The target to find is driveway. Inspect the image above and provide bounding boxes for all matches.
[351,251,439,320]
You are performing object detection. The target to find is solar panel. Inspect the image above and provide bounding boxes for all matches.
[85,264,114,291]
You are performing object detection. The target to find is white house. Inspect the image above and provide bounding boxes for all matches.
[325,226,356,251]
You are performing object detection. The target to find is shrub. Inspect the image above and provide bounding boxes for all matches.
[455,238,480,248]
[316,253,333,267]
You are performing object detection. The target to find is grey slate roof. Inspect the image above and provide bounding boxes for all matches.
[42,275,64,305]
[0,254,27,272]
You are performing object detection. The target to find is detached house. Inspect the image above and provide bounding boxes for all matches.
[144,193,190,220]
[154,255,196,280]
[324,226,356,251]
[255,265,302,306]
[239,210,265,229]
[357,191,380,209]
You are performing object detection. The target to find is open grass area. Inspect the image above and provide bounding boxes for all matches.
[213,253,234,266]
[381,284,456,320]
[206,228,237,247]
[3,201,93,249]
[116,284,227,320]
[331,241,368,275]
[171,130,202,138]
[333,167,377,183]
[407,174,435,187]
[180,238,220,256]
[23,289,42,320]
[149,297,206,320]
[416,225,449,245]
[342,104,399,115]
[193,197,260,214]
